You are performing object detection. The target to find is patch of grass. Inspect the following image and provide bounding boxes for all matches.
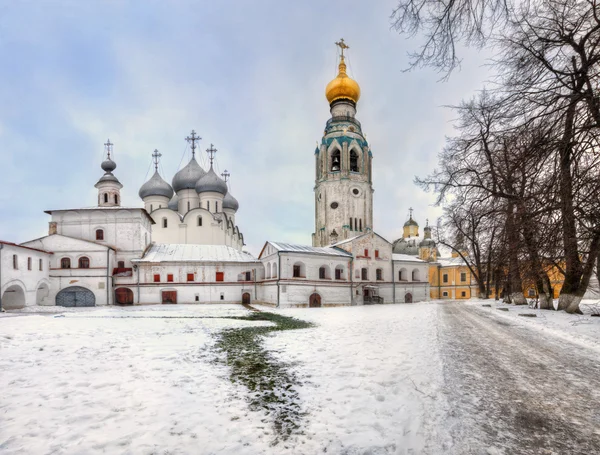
[213,311,314,443]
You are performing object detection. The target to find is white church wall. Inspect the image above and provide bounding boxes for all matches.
[0,242,51,309]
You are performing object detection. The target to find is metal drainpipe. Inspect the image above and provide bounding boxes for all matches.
[106,248,110,305]
[253,267,257,302]
[349,256,353,305]
[438,264,442,299]
[0,244,3,311]
[276,251,281,308]
[136,264,140,304]
[392,259,396,303]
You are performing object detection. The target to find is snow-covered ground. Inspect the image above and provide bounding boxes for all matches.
[466,298,600,353]
[2,301,599,454]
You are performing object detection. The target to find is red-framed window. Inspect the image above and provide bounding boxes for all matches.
[216,272,224,282]
[375,250,379,258]
[167,274,174,282]
[187,273,194,282]
[364,249,369,257]
[153,274,160,283]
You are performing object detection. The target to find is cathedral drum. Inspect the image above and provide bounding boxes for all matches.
[55,286,96,307]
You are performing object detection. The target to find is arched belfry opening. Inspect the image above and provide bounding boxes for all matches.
[350,149,359,172]
[331,149,341,172]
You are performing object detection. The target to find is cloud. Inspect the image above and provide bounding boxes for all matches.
[0,0,492,256]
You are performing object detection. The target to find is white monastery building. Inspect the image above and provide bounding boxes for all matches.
[0,40,431,310]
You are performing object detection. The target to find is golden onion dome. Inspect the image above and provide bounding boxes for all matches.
[325,56,361,105]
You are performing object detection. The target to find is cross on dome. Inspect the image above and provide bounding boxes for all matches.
[221,170,230,183]
[409,207,414,218]
[152,149,162,171]
[206,143,217,167]
[335,38,349,58]
[185,130,202,158]
[104,139,114,159]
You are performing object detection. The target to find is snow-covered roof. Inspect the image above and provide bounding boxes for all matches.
[330,234,364,247]
[133,243,258,263]
[266,241,352,257]
[437,256,468,267]
[392,254,426,263]
[0,240,52,254]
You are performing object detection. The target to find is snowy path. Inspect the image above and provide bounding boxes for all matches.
[439,302,600,454]
[2,302,600,454]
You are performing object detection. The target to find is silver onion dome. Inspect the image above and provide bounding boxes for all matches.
[172,157,205,193]
[101,158,117,173]
[195,167,228,195]
[139,170,174,199]
[168,193,179,211]
[223,191,239,212]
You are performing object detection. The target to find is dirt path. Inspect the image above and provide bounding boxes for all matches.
[439,302,600,454]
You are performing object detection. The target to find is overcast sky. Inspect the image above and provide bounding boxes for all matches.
[0,0,491,256]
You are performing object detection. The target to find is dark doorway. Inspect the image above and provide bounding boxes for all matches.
[309,293,321,308]
[405,293,413,303]
[242,292,251,305]
[115,288,134,305]
[56,286,95,307]
[162,290,177,304]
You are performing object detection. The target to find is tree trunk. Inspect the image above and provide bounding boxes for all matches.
[506,202,526,304]
[557,100,583,312]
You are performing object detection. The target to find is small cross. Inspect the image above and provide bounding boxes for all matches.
[152,149,162,171]
[426,218,429,227]
[206,143,217,167]
[335,38,349,58]
[409,207,413,218]
[104,139,114,159]
[185,130,202,158]
[221,170,230,183]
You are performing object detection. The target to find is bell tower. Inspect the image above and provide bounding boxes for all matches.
[312,39,374,247]
[95,139,123,207]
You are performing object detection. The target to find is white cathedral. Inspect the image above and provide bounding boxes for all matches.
[0,41,430,310]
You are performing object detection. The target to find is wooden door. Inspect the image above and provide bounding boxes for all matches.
[242,292,251,305]
[309,293,321,308]
[162,290,177,304]
[405,293,413,303]
[115,288,134,304]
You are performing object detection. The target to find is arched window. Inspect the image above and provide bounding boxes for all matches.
[187,201,191,212]
[61,257,71,269]
[359,219,362,231]
[216,202,219,212]
[272,262,277,278]
[292,262,305,278]
[78,257,90,269]
[150,204,153,212]
[412,269,421,281]
[103,193,108,203]
[162,218,168,228]
[96,229,104,240]
[350,149,359,172]
[319,265,330,280]
[331,149,341,172]
[266,263,271,279]
[349,217,353,231]
[207,201,210,212]
[114,194,118,204]
[354,218,358,231]
[399,268,408,281]
[376,268,383,281]
[335,265,344,280]
[12,254,17,269]
[198,216,203,227]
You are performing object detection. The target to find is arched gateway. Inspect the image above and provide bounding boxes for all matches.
[56,286,95,307]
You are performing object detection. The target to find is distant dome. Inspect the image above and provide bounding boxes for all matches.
[139,170,174,199]
[101,158,117,173]
[404,217,418,228]
[195,167,228,195]
[223,191,239,212]
[172,157,205,193]
[168,193,179,211]
[419,238,436,248]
